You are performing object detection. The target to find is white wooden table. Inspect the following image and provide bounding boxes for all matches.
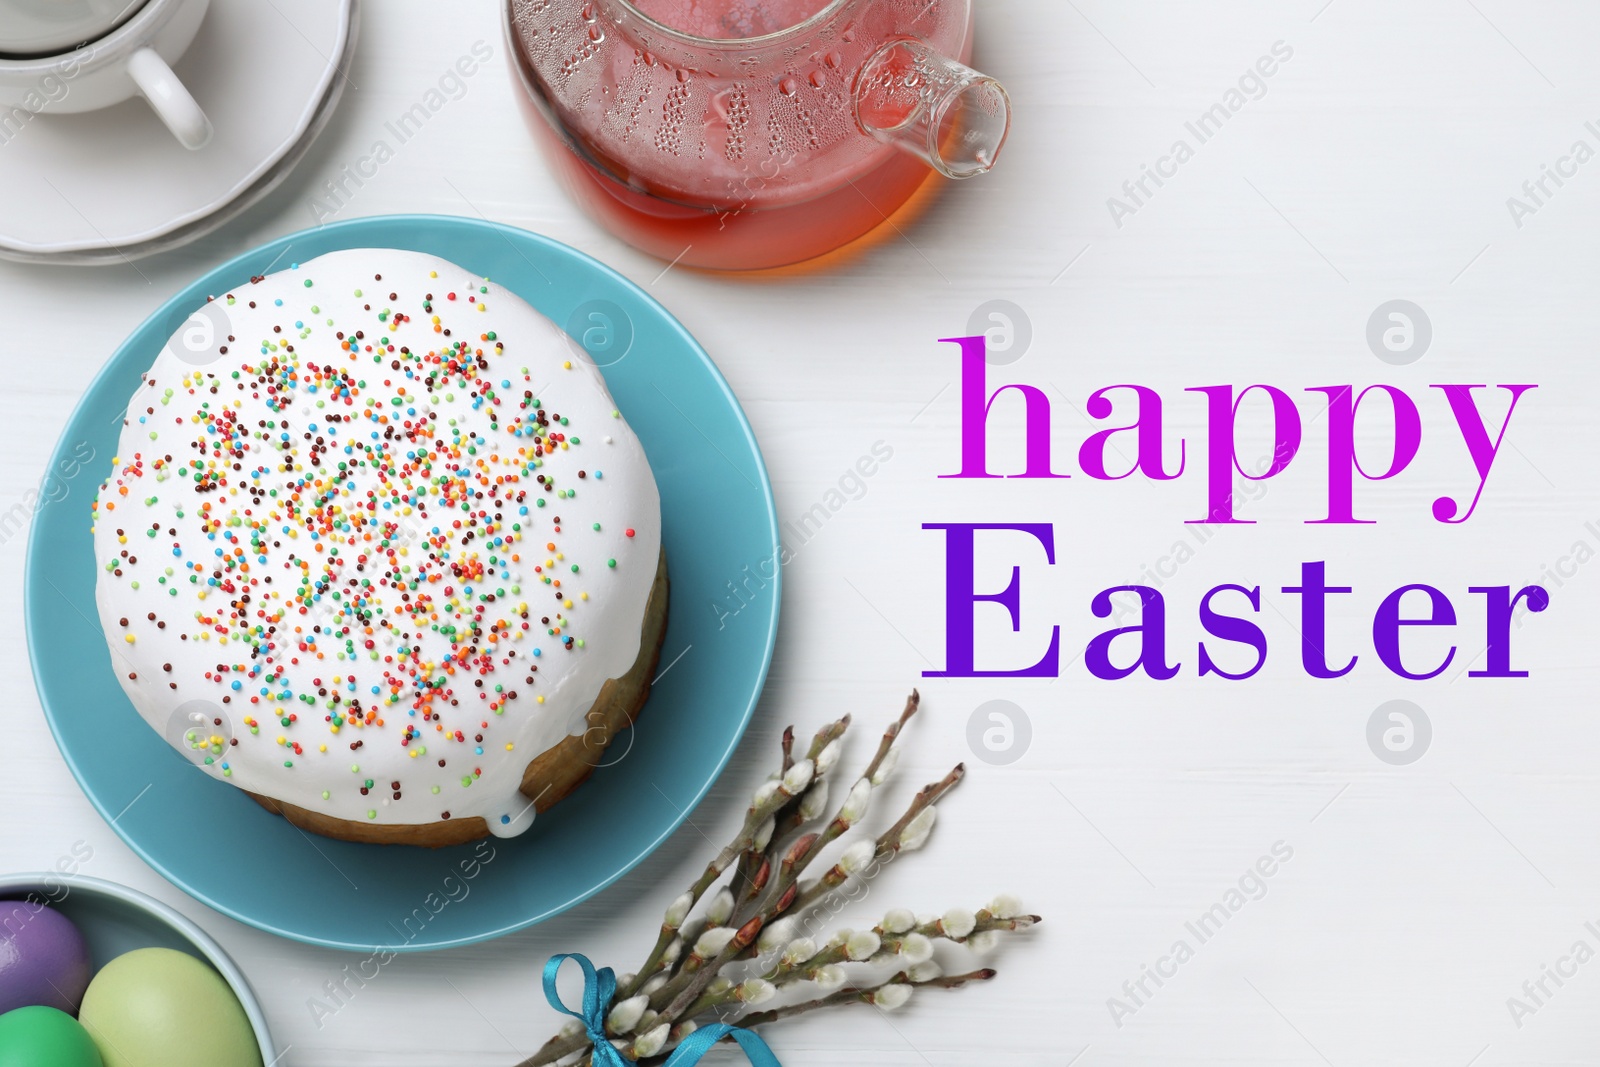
[5,1,1600,1063]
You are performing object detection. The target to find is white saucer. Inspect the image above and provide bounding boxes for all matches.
[0,0,357,263]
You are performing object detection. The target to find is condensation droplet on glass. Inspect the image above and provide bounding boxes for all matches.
[676,67,690,83]
[824,51,842,69]
[808,70,826,89]
[778,76,799,96]
[588,25,603,41]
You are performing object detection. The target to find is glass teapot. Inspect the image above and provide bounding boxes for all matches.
[504,0,1010,270]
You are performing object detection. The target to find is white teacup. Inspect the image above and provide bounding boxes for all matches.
[0,0,213,150]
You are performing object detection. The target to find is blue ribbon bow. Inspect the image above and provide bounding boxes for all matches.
[543,953,782,1066]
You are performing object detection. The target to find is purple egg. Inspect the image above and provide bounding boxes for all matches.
[0,899,92,1015]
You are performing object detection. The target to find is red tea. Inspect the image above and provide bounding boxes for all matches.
[511,80,938,270]
[507,0,996,270]
[628,0,836,40]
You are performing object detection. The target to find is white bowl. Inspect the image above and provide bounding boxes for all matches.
[0,873,277,1065]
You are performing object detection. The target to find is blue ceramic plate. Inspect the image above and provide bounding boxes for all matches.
[26,215,780,951]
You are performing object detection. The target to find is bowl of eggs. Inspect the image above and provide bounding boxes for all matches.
[0,874,274,1067]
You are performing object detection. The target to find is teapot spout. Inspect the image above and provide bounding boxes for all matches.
[853,38,1011,179]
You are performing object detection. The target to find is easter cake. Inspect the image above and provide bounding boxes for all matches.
[91,248,666,847]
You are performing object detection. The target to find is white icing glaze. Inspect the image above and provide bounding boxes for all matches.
[92,249,661,837]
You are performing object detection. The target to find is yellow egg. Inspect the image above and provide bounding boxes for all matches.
[79,948,260,1067]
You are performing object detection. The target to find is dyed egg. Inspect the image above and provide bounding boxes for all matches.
[0,1005,103,1067]
[0,900,92,1014]
[78,948,261,1067]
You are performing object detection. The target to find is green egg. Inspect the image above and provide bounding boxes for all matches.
[78,948,261,1067]
[0,1005,103,1067]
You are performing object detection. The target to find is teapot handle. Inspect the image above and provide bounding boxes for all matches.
[852,38,1010,179]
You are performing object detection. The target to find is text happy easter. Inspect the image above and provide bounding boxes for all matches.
[924,336,1548,682]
